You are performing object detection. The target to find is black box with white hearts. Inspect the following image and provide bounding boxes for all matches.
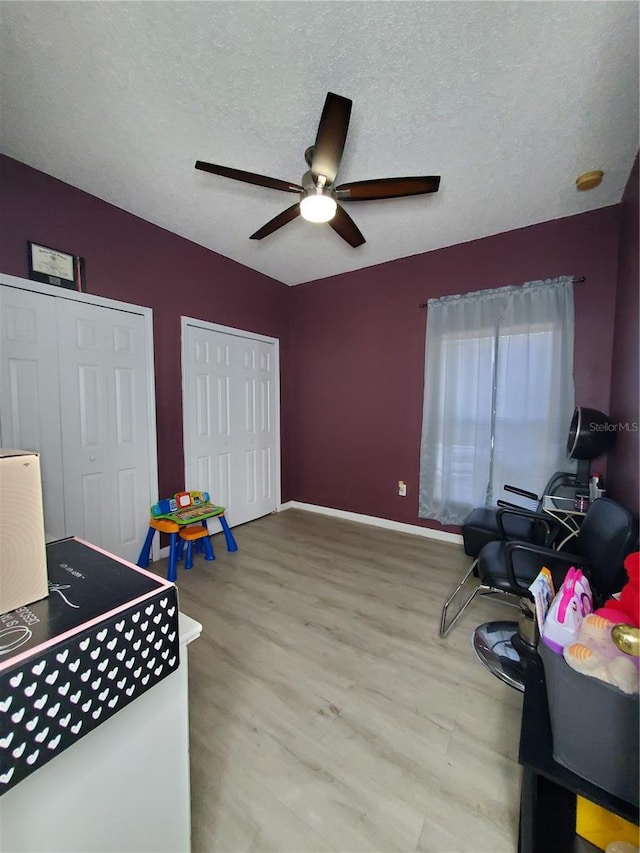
[0,538,179,795]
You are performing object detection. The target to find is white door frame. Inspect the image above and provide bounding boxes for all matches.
[180,316,282,515]
[0,272,160,561]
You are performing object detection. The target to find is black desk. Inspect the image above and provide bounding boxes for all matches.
[518,654,639,853]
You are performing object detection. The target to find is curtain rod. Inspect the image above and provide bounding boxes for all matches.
[419,276,586,308]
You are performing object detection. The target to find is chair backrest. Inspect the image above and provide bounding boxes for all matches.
[499,471,577,513]
[537,471,578,512]
[575,497,638,597]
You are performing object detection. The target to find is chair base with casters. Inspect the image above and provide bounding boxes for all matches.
[472,621,524,691]
[472,599,539,691]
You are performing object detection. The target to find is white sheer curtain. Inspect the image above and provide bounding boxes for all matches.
[419,277,575,525]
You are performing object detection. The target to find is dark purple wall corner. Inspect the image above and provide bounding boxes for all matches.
[0,155,291,502]
[608,154,640,515]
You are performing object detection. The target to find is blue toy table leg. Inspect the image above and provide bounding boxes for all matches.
[201,536,215,561]
[137,527,156,568]
[218,515,238,552]
[167,533,179,583]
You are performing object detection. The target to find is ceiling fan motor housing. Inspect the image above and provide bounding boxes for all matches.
[300,171,337,222]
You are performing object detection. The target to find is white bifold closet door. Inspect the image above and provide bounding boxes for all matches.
[182,320,280,529]
[0,286,66,540]
[0,283,155,565]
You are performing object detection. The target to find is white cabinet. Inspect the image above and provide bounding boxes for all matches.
[0,276,158,564]
[0,613,201,853]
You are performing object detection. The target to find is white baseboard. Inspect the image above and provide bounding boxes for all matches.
[156,502,463,558]
[279,500,463,545]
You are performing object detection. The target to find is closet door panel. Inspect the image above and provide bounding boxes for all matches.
[184,323,278,528]
[0,286,66,538]
[56,300,152,564]
[56,302,114,549]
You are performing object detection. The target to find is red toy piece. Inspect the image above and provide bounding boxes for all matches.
[595,551,640,628]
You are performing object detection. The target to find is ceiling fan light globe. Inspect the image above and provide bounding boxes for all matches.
[300,193,337,223]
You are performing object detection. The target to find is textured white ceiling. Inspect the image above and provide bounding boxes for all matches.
[1,2,638,286]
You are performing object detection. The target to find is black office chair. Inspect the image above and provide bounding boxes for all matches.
[439,471,578,637]
[472,497,638,690]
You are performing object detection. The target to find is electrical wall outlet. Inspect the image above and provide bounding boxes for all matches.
[398,480,407,497]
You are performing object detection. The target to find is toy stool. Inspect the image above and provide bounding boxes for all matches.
[177,526,215,570]
[137,518,181,583]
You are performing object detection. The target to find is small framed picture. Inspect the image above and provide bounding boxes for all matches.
[27,241,86,292]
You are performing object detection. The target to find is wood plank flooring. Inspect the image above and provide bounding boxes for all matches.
[156,509,524,853]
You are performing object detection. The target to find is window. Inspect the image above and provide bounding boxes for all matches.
[419,278,575,525]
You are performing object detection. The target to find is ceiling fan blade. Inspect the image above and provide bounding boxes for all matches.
[336,175,441,201]
[310,92,352,186]
[195,161,302,193]
[250,203,301,240]
[329,204,366,248]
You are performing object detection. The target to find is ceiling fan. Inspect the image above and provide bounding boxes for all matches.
[195,92,441,248]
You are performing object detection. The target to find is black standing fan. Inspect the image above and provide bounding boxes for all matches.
[567,406,617,488]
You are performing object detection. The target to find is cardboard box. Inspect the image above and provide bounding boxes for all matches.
[0,538,179,794]
[0,450,48,615]
[540,639,639,807]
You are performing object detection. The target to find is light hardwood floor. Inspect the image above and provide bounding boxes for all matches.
[158,509,524,853]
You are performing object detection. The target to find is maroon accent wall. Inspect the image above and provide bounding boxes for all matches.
[289,206,622,532]
[608,155,640,515]
[1,155,630,532]
[0,156,291,501]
